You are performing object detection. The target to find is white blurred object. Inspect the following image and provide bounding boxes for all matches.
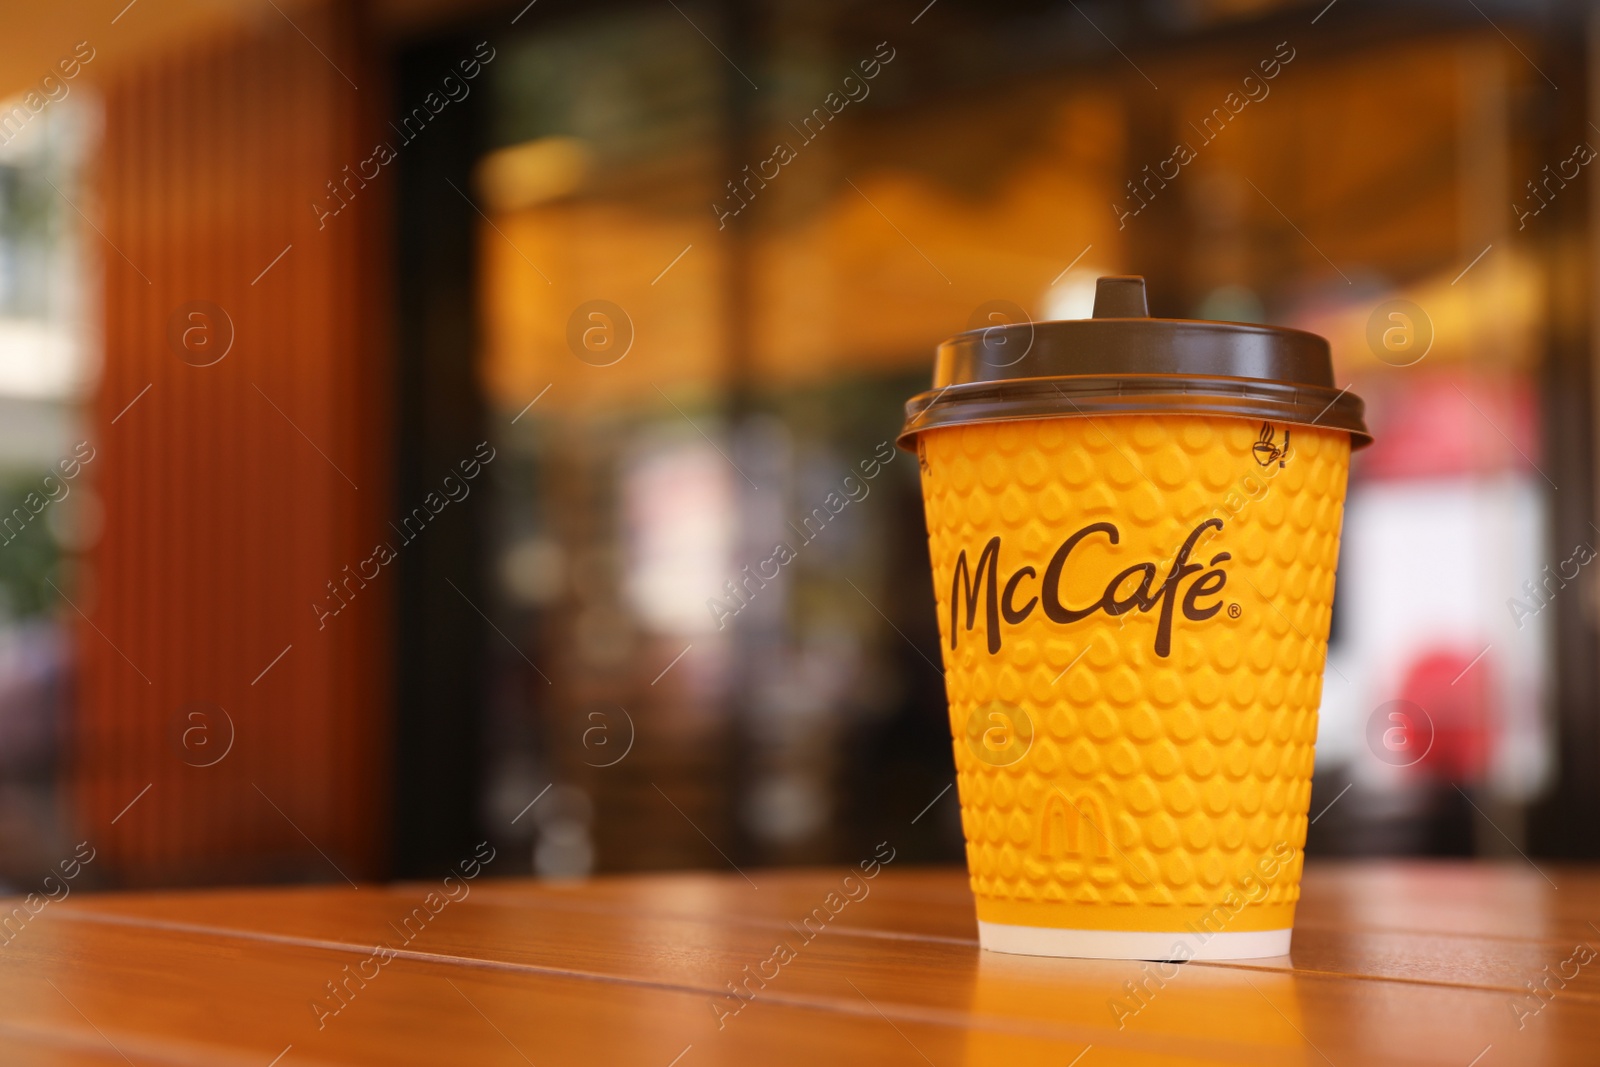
[534,820,594,879]
[533,786,595,879]
[745,773,826,845]
[1039,267,1102,320]
[0,94,94,402]
[1321,474,1548,801]
[621,432,734,635]
[0,320,82,399]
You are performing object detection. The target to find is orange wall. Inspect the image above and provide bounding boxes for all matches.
[77,3,392,885]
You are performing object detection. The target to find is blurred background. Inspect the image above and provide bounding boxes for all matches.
[0,0,1595,890]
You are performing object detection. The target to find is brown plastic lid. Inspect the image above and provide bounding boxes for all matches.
[897,275,1371,450]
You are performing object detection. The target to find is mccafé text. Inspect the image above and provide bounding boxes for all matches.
[949,518,1232,659]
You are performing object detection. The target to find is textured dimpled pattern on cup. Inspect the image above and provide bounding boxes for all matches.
[917,413,1350,957]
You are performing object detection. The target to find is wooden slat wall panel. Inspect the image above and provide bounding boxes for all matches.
[78,1,391,885]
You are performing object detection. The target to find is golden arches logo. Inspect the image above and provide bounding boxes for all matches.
[1038,790,1112,862]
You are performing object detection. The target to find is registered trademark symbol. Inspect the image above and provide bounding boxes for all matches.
[1227,603,1242,619]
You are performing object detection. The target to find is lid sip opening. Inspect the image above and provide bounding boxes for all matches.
[1091,275,1150,318]
[898,274,1370,450]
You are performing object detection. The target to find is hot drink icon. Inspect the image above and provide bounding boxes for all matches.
[1253,422,1291,468]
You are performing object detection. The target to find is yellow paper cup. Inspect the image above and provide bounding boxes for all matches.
[901,277,1369,959]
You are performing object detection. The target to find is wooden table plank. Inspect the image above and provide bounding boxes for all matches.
[25,870,1600,1062]
[0,914,1248,1066]
[0,1026,187,1067]
[1294,862,1592,941]
[25,863,1600,1064]
[65,865,1600,999]
[491,862,1600,945]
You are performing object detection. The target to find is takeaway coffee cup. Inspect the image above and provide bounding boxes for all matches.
[899,276,1370,961]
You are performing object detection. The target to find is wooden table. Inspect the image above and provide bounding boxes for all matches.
[1,861,1593,1064]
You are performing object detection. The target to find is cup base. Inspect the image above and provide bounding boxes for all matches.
[977,920,1292,961]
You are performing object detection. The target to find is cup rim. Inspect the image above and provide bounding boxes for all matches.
[896,373,1372,452]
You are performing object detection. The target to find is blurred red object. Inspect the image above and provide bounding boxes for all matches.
[1356,369,1538,482]
[1400,647,1495,784]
